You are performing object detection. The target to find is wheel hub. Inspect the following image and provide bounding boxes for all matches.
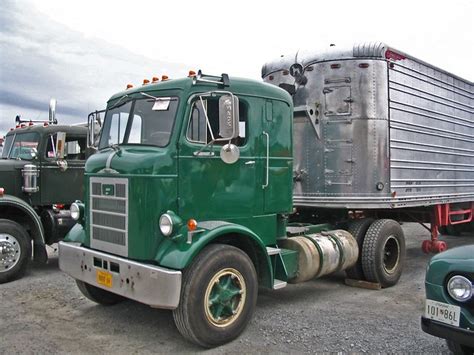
[383,235,400,274]
[204,268,246,327]
[0,233,21,272]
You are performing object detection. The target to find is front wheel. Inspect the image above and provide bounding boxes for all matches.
[76,280,124,305]
[446,339,474,355]
[361,219,405,288]
[173,244,258,348]
[0,219,32,284]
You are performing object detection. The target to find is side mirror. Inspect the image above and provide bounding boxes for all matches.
[49,98,57,124]
[220,143,240,164]
[87,110,103,149]
[55,132,66,159]
[218,95,239,140]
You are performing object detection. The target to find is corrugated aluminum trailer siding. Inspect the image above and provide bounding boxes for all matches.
[388,58,474,206]
[262,43,474,209]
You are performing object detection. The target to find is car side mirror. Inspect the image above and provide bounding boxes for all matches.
[218,95,239,140]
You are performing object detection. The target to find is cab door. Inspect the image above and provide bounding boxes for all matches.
[177,92,264,221]
[40,133,86,205]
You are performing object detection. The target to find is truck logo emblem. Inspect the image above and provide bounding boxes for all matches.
[102,184,115,196]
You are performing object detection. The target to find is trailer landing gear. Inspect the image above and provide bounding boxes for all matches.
[421,203,474,254]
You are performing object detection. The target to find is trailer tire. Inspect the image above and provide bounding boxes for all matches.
[361,219,405,288]
[345,218,374,281]
[76,280,124,305]
[173,244,258,348]
[0,219,31,284]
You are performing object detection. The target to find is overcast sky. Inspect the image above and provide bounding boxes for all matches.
[1,0,473,136]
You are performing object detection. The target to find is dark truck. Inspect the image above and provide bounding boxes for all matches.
[0,101,90,283]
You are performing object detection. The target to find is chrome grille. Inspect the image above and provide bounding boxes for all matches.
[90,177,128,257]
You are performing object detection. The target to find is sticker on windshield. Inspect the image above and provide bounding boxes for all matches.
[152,98,171,111]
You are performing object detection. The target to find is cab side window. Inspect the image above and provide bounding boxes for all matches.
[46,134,86,160]
[186,97,247,146]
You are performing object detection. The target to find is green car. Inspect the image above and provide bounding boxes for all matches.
[422,245,474,354]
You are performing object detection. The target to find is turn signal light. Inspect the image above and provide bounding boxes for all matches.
[126,84,134,89]
[187,219,197,231]
[152,76,159,83]
[161,75,169,81]
[143,79,150,85]
[188,70,196,77]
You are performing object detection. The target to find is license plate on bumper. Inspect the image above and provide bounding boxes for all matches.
[96,270,113,288]
[425,299,460,327]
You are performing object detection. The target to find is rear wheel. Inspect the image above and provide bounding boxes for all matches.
[76,280,124,305]
[361,219,405,288]
[345,218,374,280]
[173,244,258,348]
[0,219,31,284]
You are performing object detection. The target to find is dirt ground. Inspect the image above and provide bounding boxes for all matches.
[1,223,472,353]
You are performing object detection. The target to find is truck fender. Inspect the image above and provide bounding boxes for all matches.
[155,221,274,288]
[0,194,48,263]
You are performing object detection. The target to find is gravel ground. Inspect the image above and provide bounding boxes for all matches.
[1,223,472,353]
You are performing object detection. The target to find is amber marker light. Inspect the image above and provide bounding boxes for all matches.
[188,70,196,77]
[143,79,150,85]
[126,84,134,89]
[162,75,169,81]
[152,76,159,83]
[0,188,4,197]
[187,219,198,231]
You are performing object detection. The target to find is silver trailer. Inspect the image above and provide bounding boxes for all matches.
[262,43,473,283]
[262,42,474,210]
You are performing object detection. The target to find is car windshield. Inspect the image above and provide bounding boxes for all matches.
[98,96,179,149]
[2,132,40,160]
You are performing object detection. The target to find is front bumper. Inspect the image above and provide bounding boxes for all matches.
[421,317,474,347]
[59,242,181,309]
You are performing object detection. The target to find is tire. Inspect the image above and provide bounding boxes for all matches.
[446,339,474,355]
[345,218,374,280]
[361,219,405,288]
[0,219,32,284]
[173,244,258,348]
[76,280,124,305]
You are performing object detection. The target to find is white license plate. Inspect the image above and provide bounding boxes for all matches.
[425,299,460,327]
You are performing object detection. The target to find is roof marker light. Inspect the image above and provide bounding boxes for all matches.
[188,70,196,77]
[152,77,159,83]
[330,64,341,69]
[359,63,370,68]
[126,84,134,89]
[29,121,34,126]
[161,75,169,81]
[143,79,150,85]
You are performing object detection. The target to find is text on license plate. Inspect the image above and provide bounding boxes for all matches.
[425,299,460,327]
[96,270,113,288]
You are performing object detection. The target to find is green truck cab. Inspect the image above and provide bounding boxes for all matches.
[59,72,382,347]
[422,246,474,354]
[0,105,89,284]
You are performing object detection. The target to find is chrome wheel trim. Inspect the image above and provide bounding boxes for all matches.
[0,233,21,272]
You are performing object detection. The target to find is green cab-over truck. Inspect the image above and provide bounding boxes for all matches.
[0,101,90,283]
[59,72,397,347]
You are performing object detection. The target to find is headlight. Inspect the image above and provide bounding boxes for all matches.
[447,275,473,302]
[70,202,82,221]
[159,213,173,237]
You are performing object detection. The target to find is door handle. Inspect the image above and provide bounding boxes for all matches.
[245,160,255,165]
[262,131,269,189]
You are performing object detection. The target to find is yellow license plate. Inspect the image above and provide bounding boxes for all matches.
[96,270,113,288]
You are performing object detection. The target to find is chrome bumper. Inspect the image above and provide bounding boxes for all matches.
[58,242,181,309]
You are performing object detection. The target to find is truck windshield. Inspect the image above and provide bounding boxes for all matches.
[2,132,40,160]
[99,96,179,149]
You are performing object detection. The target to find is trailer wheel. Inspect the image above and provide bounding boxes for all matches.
[0,219,32,284]
[173,244,257,348]
[361,219,405,288]
[76,280,124,305]
[345,218,374,280]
